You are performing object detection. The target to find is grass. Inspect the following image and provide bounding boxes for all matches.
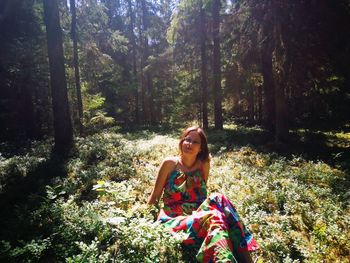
[0,124,349,262]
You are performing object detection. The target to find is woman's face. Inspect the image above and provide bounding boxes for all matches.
[181,131,202,157]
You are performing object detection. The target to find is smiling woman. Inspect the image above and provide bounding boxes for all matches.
[147,126,258,263]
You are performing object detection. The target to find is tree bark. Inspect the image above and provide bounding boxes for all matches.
[43,0,73,154]
[261,38,275,132]
[257,85,263,123]
[147,74,156,124]
[140,0,153,124]
[136,1,146,124]
[273,15,289,142]
[70,0,83,135]
[248,85,254,121]
[199,0,208,129]
[20,39,40,140]
[127,0,139,124]
[212,0,223,129]
[21,63,37,139]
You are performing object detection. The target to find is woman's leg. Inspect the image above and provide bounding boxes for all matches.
[207,193,258,263]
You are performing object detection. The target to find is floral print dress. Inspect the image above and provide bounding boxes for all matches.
[158,165,258,262]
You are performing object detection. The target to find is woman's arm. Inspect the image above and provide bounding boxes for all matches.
[147,157,176,205]
[202,159,210,183]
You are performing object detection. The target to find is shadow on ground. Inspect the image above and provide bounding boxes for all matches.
[1,124,349,245]
[0,153,68,243]
[206,125,350,204]
[206,126,350,172]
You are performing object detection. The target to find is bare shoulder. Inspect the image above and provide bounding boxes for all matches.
[161,156,179,168]
[202,159,210,169]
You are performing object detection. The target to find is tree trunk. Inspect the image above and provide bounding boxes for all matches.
[199,0,208,129]
[273,17,289,142]
[248,85,254,121]
[21,66,37,139]
[127,0,139,124]
[147,74,156,124]
[43,0,73,154]
[20,39,41,140]
[261,37,275,132]
[70,0,83,135]
[226,65,240,117]
[212,0,223,129]
[274,83,288,142]
[140,0,153,124]
[136,1,146,124]
[257,86,263,123]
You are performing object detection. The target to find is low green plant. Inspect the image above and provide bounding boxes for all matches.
[1,127,349,262]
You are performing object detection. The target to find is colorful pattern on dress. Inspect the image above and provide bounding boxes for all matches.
[158,167,258,262]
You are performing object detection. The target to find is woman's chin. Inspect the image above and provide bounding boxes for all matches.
[182,150,197,155]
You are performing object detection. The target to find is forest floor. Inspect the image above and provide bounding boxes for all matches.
[0,123,349,262]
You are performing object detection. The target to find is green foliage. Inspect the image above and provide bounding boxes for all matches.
[109,31,129,53]
[82,93,116,131]
[4,238,51,263]
[93,180,135,210]
[0,140,51,194]
[86,111,116,132]
[111,216,185,262]
[25,195,113,261]
[2,0,350,141]
[62,132,135,197]
[66,238,110,263]
[208,146,349,262]
[84,93,106,111]
[1,127,349,262]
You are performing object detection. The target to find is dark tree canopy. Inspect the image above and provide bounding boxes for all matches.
[0,0,349,143]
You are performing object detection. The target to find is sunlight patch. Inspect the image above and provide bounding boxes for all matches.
[131,135,178,151]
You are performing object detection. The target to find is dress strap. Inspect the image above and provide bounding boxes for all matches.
[175,157,180,166]
[173,157,180,171]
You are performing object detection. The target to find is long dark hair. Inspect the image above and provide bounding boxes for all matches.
[179,126,210,163]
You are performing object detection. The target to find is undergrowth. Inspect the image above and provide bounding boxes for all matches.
[0,127,349,262]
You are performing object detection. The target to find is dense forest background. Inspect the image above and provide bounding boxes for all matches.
[1,0,349,146]
[0,0,350,262]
